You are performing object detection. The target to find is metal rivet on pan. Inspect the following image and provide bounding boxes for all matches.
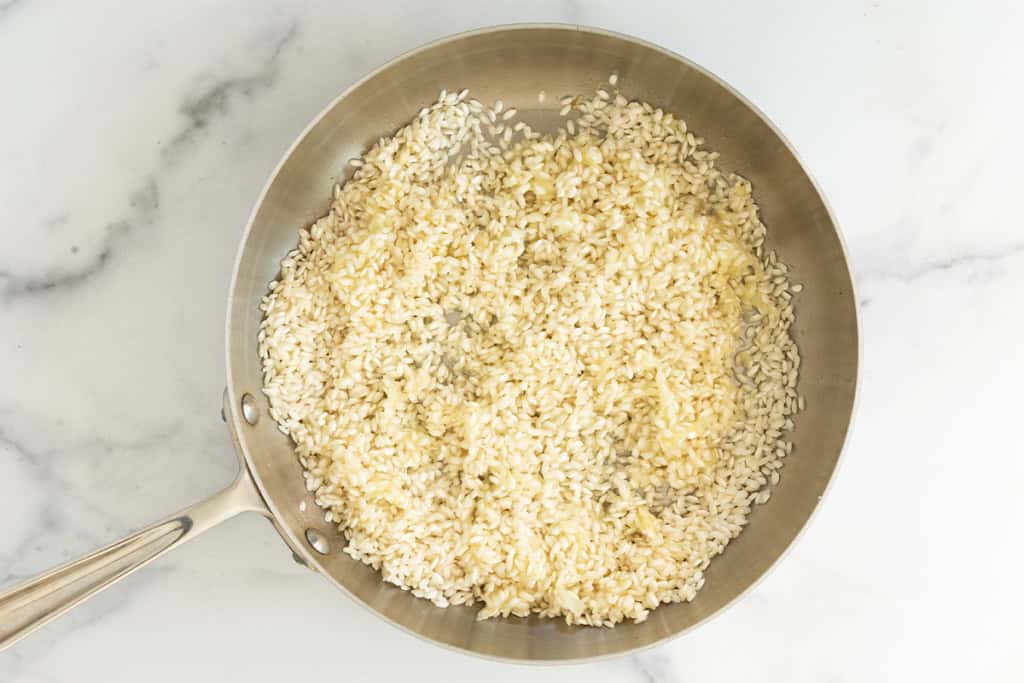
[240,393,259,425]
[221,388,228,423]
[305,528,329,554]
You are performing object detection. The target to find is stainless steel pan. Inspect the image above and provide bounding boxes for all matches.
[0,24,859,661]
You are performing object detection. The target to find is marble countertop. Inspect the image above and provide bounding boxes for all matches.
[2,1,1022,680]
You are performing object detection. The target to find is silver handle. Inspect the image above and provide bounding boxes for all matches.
[0,468,268,651]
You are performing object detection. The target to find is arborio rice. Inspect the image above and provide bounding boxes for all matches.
[259,81,802,627]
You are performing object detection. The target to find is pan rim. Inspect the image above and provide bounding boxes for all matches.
[224,21,862,665]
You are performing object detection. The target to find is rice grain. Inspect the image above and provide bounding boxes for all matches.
[260,85,802,628]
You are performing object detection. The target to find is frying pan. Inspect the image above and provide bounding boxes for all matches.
[0,24,859,661]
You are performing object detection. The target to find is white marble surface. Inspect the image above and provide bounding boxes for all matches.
[2,1,1022,680]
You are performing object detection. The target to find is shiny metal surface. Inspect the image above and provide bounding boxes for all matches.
[0,24,858,661]
[240,392,260,425]
[228,24,859,662]
[0,433,267,649]
[305,529,330,555]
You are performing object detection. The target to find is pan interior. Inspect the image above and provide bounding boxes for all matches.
[226,25,858,662]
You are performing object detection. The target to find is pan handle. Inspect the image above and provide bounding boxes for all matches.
[0,466,268,651]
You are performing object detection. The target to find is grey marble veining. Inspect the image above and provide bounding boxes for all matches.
[2,1,1022,681]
